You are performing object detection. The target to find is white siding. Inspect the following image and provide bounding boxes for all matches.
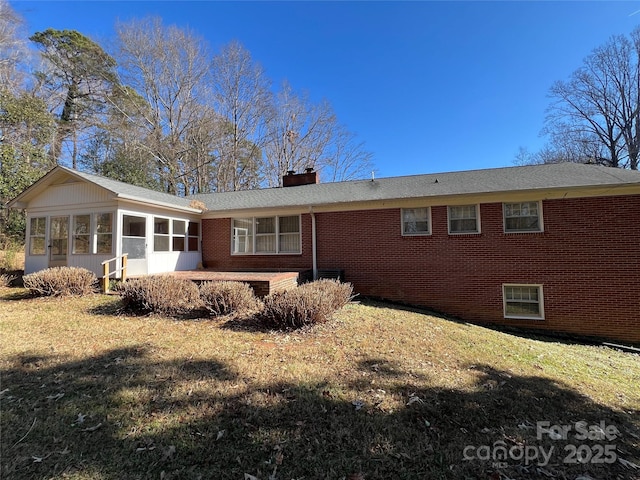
[30,182,112,209]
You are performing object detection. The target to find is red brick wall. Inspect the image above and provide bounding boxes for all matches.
[202,195,640,343]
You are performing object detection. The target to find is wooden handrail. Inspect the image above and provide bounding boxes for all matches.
[101,254,128,293]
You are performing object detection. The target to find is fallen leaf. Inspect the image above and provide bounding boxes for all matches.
[352,399,365,410]
[406,395,423,406]
[216,430,225,441]
[244,474,258,480]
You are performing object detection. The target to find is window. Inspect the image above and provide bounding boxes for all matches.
[503,284,544,320]
[256,217,276,253]
[402,208,431,235]
[448,205,480,234]
[29,217,46,255]
[232,216,300,254]
[96,213,113,254]
[154,217,170,252]
[504,202,542,232]
[72,215,91,254]
[187,222,199,251]
[279,216,300,252]
[172,220,186,252]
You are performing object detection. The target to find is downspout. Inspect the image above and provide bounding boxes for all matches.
[310,207,318,280]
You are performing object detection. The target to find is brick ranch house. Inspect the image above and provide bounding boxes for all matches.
[8,162,640,344]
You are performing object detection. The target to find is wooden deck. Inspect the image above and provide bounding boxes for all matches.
[167,270,308,297]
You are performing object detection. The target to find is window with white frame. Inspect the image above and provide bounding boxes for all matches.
[29,217,46,255]
[232,216,300,254]
[154,217,170,252]
[187,222,199,251]
[504,202,542,232]
[72,215,91,254]
[402,208,431,235]
[96,213,113,254]
[172,220,186,252]
[448,204,480,234]
[503,284,544,320]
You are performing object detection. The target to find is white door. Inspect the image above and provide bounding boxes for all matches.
[122,214,147,276]
[49,216,68,267]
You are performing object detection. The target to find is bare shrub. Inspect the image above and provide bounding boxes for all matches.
[0,273,16,287]
[199,281,261,316]
[117,275,201,315]
[23,267,97,297]
[259,279,354,329]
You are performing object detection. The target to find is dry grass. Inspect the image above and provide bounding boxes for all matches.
[0,247,25,271]
[1,288,638,480]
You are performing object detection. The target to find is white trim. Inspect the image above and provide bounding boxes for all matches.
[448,204,481,235]
[503,284,545,320]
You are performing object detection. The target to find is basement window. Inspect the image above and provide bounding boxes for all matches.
[503,284,544,320]
[232,216,301,255]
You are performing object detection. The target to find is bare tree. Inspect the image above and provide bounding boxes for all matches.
[114,17,213,195]
[321,125,374,182]
[544,27,640,170]
[210,41,271,192]
[0,0,27,90]
[263,81,374,186]
[263,82,336,187]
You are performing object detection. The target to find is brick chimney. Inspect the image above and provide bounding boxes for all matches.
[282,167,319,187]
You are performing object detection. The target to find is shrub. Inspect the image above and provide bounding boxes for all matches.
[259,279,354,329]
[0,273,16,287]
[199,281,261,316]
[117,275,201,315]
[23,267,97,297]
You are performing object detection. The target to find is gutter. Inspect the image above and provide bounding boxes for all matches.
[310,207,318,280]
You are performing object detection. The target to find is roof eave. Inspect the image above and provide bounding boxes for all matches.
[116,194,202,214]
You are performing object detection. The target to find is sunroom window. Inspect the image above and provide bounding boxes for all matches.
[29,217,46,255]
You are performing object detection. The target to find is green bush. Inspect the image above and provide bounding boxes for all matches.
[199,280,261,316]
[259,279,354,329]
[23,267,97,297]
[117,275,201,315]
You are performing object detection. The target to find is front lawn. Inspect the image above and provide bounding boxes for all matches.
[1,289,638,479]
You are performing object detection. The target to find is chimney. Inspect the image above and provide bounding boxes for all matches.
[282,168,319,187]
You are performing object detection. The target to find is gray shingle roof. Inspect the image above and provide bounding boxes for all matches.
[12,163,640,214]
[189,162,640,213]
[65,168,197,210]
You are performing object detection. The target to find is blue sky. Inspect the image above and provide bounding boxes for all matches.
[12,1,640,178]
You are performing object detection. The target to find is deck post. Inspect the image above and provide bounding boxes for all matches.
[122,254,127,282]
[102,262,109,294]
